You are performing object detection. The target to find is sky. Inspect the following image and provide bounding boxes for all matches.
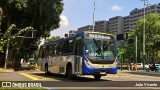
[50,0,160,38]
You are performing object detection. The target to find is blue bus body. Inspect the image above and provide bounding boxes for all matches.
[38,31,118,79]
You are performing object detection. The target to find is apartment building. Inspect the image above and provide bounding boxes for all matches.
[123,16,130,33]
[129,4,160,31]
[94,20,109,33]
[77,25,93,33]
[108,16,124,34]
[68,30,77,36]
[77,3,160,35]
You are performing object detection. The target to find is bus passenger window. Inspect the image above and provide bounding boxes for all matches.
[75,36,83,56]
[42,48,46,58]
[65,38,75,54]
[39,47,43,58]
[52,44,56,56]
[55,44,59,55]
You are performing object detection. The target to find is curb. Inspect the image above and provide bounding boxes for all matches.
[0,68,14,72]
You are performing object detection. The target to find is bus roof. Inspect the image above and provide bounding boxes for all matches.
[84,31,114,36]
[41,31,114,47]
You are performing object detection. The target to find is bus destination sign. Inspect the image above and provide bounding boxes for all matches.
[87,33,113,39]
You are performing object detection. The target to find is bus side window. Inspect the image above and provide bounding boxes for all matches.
[59,41,65,55]
[49,46,53,57]
[55,44,60,56]
[65,38,75,54]
[39,47,43,58]
[52,44,56,56]
[64,40,69,53]
[54,44,57,56]
[42,47,46,58]
[70,39,74,53]
[75,36,83,56]
[45,46,49,58]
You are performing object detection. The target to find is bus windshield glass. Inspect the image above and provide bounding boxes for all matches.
[85,33,115,64]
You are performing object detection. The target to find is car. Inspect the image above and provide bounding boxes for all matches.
[149,64,160,71]
[130,63,143,70]
[145,64,160,72]
[145,64,151,72]
[28,62,37,69]
[136,63,143,69]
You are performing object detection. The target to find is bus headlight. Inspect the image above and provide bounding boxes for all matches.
[84,60,92,68]
[114,62,118,67]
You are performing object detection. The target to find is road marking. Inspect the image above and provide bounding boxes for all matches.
[80,76,93,78]
[19,73,39,80]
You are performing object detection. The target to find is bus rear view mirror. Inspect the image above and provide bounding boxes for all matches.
[86,50,89,54]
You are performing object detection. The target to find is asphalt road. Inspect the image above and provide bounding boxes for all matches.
[0,70,160,90]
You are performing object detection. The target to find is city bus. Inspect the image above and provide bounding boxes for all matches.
[37,31,118,80]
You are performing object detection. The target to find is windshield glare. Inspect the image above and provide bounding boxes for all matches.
[85,39,115,61]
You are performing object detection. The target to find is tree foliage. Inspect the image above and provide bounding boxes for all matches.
[45,36,60,42]
[0,0,63,68]
[0,0,63,36]
[127,13,160,63]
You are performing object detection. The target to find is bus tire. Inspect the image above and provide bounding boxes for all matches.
[45,64,50,75]
[94,75,101,80]
[67,65,75,80]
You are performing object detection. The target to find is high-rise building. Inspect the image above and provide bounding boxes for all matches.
[94,20,109,33]
[77,3,160,35]
[77,25,93,33]
[123,16,130,33]
[68,30,77,36]
[129,4,160,31]
[108,16,124,34]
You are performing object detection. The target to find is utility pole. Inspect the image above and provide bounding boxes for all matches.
[92,0,96,32]
[135,36,138,71]
[141,0,149,70]
[61,20,64,38]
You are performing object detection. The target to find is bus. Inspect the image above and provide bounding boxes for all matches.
[37,31,118,80]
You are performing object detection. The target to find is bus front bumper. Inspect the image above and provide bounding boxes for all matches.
[82,67,118,75]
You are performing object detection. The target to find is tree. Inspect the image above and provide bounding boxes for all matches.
[45,36,60,42]
[0,7,3,50]
[0,0,63,68]
[129,13,160,63]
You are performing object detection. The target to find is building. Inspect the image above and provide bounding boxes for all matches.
[94,20,109,33]
[68,30,77,36]
[123,16,130,33]
[77,25,93,33]
[77,3,160,35]
[108,16,124,34]
[129,4,160,31]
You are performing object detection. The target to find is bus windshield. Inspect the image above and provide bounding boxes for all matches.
[85,38,115,64]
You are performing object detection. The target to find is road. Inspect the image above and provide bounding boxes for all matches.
[0,69,160,90]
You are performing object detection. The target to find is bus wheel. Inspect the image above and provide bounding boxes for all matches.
[45,64,50,75]
[94,75,101,80]
[67,65,75,80]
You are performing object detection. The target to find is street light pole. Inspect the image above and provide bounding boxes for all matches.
[92,0,96,32]
[135,36,138,71]
[61,20,63,38]
[143,0,146,70]
[141,0,148,70]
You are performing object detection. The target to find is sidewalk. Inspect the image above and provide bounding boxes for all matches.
[118,69,145,73]
[0,68,14,72]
